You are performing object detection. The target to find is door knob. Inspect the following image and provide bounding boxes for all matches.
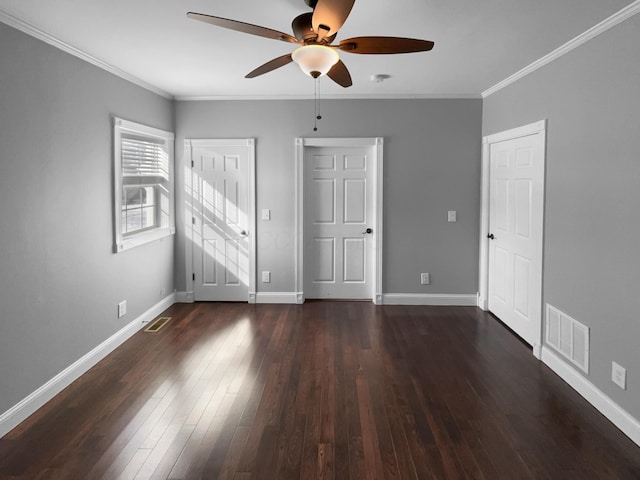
[240,230,248,236]
[362,228,373,234]
[487,233,495,240]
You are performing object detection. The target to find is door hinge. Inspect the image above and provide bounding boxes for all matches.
[191,160,194,168]
[192,273,195,281]
[192,217,196,225]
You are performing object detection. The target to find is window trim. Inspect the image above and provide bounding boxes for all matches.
[113,117,175,253]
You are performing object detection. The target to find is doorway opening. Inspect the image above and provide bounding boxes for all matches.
[479,120,546,357]
[185,138,256,302]
[295,137,383,304]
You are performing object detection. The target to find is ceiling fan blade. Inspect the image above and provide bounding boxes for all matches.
[312,0,355,37]
[245,54,294,78]
[327,60,352,88]
[339,36,434,54]
[187,12,300,44]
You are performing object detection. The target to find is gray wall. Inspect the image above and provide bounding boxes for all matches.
[0,23,175,414]
[483,15,640,419]
[175,98,483,296]
[3,3,637,436]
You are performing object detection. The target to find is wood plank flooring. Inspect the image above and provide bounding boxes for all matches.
[1,302,639,479]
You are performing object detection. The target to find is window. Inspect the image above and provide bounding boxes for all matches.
[114,117,175,252]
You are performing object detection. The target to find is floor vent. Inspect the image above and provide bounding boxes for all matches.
[144,316,171,333]
[546,304,589,373]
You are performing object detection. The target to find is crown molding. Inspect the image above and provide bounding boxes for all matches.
[174,93,481,101]
[0,9,173,100]
[483,0,640,98]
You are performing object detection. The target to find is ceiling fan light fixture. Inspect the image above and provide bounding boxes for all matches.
[292,45,339,78]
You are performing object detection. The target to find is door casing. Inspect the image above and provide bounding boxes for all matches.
[295,137,383,304]
[478,120,546,358]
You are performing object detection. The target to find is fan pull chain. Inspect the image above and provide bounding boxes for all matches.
[313,77,322,132]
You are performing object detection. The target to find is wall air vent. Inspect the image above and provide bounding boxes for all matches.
[545,304,589,373]
[144,316,171,333]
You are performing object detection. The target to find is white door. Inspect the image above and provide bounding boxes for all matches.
[487,129,545,346]
[189,139,255,301]
[304,145,374,299]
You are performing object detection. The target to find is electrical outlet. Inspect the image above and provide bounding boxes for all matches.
[118,300,127,318]
[448,210,457,222]
[262,271,271,283]
[611,361,627,389]
[420,273,430,285]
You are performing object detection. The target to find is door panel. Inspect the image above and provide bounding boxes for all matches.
[311,179,335,223]
[513,254,530,317]
[190,141,253,301]
[312,238,335,282]
[494,178,509,231]
[488,133,543,345]
[304,146,373,299]
[203,239,217,285]
[493,247,509,303]
[515,179,532,238]
[344,179,366,223]
[225,239,241,286]
[314,154,335,170]
[343,238,366,282]
[344,153,366,170]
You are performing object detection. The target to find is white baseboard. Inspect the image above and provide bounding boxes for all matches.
[477,293,488,310]
[255,292,300,304]
[181,292,475,306]
[257,293,476,305]
[0,293,176,439]
[381,293,478,306]
[173,291,194,303]
[541,346,640,447]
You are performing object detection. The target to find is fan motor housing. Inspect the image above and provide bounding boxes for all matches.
[292,12,316,41]
[292,12,336,44]
[304,0,318,8]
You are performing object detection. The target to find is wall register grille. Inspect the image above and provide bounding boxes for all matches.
[144,316,171,333]
[545,304,589,373]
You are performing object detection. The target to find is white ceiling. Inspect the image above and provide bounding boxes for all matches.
[0,0,635,99]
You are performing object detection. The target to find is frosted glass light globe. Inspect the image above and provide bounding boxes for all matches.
[292,45,339,78]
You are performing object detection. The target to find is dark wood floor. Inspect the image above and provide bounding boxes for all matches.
[1,303,639,479]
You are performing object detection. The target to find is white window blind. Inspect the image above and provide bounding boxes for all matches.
[121,134,169,179]
[114,118,175,253]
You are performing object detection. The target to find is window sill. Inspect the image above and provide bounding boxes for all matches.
[114,226,175,253]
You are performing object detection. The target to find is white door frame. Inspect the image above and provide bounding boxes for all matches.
[295,137,384,304]
[478,120,546,358]
[184,138,257,303]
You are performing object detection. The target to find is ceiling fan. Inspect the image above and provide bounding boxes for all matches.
[187,0,435,88]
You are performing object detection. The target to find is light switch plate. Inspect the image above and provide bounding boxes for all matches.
[448,210,457,222]
[612,361,627,389]
[261,271,271,283]
[261,209,271,221]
